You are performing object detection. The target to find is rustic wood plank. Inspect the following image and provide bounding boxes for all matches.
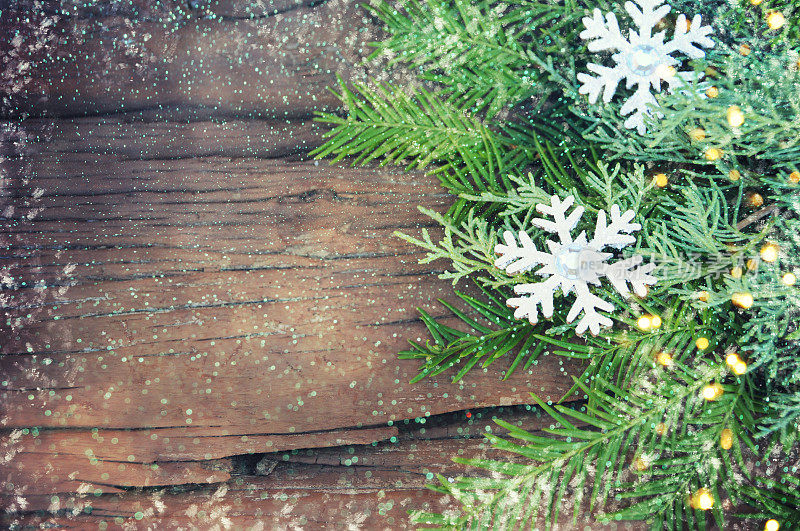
[0,118,584,514]
[1,0,384,118]
[1,409,643,529]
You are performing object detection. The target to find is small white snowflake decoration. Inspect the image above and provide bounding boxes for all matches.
[578,0,714,134]
[494,195,656,335]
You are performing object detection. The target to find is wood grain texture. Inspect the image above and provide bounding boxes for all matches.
[1,0,387,119]
[0,118,585,523]
[1,1,592,527]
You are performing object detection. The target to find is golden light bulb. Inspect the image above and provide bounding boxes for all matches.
[732,292,754,309]
[725,353,741,367]
[704,147,723,161]
[634,455,651,471]
[654,173,669,187]
[688,128,706,141]
[637,315,652,331]
[656,351,673,367]
[691,488,715,510]
[746,259,758,271]
[750,0,763,5]
[706,86,719,98]
[760,243,779,262]
[765,519,780,531]
[782,272,796,286]
[731,266,743,278]
[729,169,741,181]
[702,383,723,401]
[733,361,748,375]
[740,44,751,56]
[767,12,786,30]
[720,428,733,450]
[748,192,764,207]
[727,106,745,128]
[789,171,800,184]
[696,337,710,350]
[697,290,710,302]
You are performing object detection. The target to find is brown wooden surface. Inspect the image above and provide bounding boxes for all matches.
[0,1,600,528]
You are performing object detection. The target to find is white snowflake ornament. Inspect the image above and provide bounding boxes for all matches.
[494,195,656,336]
[578,0,714,134]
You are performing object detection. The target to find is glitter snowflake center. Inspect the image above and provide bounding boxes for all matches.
[626,44,660,76]
[555,244,594,280]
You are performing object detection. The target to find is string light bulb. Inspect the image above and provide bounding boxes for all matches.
[727,106,745,127]
[748,192,764,207]
[760,243,779,262]
[654,173,669,187]
[728,169,741,181]
[782,272,796,286]
[656,351,673,367]
[696,337,710,350]
[704,147,723,161]
[697,290,710,302]
[637,315,652,331]
[689,128,706,141]
[750,0,763,5]
[767,12,786,30]
[789,171,800,184]
[705,86,719,98]
[633,455,651,471]
[720,428,733,450]
[725,351,749,376]
[732,292,754,309]
[765,520,780,531]
[702,383,724,401]
[739,44,751,56]
[691,488,715,510]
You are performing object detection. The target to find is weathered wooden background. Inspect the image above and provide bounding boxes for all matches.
[0,1,607,528]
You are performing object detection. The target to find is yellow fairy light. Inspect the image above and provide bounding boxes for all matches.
[656,351,673,367]
[727,106,745,128]
[782,272,797,286]
[767,12,786,30]
[697,290,710,302]
[691,488,715,510]
[750,0,763,5]
[726,353,741,367]
[696,337,710,350]
[732,292,754,309]
[705,86,719,98]
[688,128,706,141]
[654,173,669,187]
[740,44,751,56]
[729,169,741,181]
[733,361,748,375]
[702,383,724,401]
[760,243,779,262]
[633,455,651,471]
[704,147,723,161]
[655,422,667,436]
[746,259,758,271]
[637,315,652,331]
[649,315,662,328]
[748,192,764,207]
[789,171,800,184]
[765,520,780,531]
[720,428,733,450]
[731,266,743,278]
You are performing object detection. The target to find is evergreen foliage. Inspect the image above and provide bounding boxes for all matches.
[314,0,800,527]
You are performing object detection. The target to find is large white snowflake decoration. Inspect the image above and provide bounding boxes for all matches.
[578,0,714,134]
[494,195,656,335]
